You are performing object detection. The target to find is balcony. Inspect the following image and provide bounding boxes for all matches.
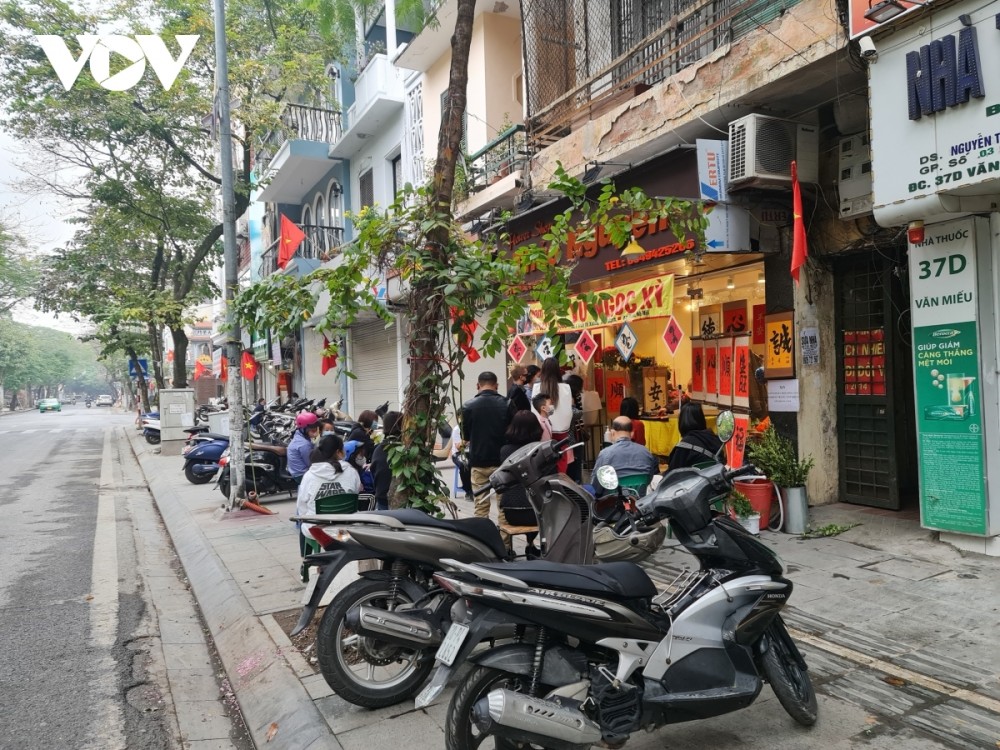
[330,55,407,159]
[258,104,343,204]
[258,225,346,278]
[457,125,527,220]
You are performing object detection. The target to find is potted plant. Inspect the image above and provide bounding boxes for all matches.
[746,425,814,534]
[727,490,761,535]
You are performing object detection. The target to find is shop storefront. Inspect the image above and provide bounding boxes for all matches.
[506,150,769,464]
[869,0,1000,552]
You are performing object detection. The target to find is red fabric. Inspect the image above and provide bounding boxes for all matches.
[552,430,574,474]
[321,336,338,375]
[218,357,228,382]
[631,420,646,446]
[241,351,258,381]
[790,161,808,285]
[193,360,207,380]
[278,214,306,269]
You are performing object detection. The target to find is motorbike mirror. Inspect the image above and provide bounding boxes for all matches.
[595,465,620,490]
[716,410,736,443]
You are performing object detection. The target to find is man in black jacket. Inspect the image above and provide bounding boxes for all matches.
[462,371,511,519]
[506,365,531,415]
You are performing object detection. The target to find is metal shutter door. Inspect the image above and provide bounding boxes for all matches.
[351,320,401,414]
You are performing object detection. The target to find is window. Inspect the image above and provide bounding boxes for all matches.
[327,180,343,226]
[359,169,374,209]
[314,193,327,226]
[439,90,468,154]
[391,154,403,198]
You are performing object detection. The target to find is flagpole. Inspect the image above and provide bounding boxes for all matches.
[213,0,246,511]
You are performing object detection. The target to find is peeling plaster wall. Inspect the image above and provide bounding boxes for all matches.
[528,0,843,186]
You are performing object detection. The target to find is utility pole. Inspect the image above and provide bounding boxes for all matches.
[213,0,246,511]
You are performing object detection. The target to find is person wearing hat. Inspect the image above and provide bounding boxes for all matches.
[288,412,320,478]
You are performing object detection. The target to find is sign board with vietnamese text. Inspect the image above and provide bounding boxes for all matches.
[868,0,1000,225]
[909,216,987,535]
[525,276,675,333]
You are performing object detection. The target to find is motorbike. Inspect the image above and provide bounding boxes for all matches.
[425,411,817,750]
[216,441,300,499]
[142,418,161,445]
[289,438,664,710]
[85,399,92,408]
[182,435,228,484]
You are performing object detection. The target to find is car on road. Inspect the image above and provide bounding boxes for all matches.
[39,398,61,413]
[96,395,114,407]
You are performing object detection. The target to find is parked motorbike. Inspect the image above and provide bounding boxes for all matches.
[182,436,228,484]
[426,411,817,750]
[290,437,664,709]
[142,418,161,445]
[216,441,299,499]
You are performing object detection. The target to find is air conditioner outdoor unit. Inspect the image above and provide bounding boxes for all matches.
[727,114,819,189]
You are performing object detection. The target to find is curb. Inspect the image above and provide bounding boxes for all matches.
[125,431,343,750]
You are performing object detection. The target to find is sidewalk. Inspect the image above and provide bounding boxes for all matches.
[126,428,1000,749]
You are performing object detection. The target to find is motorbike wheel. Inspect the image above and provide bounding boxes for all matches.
[184,463,216,485]
[145,432,161,445]
[761,619,818,726]
[446,666,539,750]
[316,576,435,709]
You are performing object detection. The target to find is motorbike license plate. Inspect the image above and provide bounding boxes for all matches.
[435,623,469,666]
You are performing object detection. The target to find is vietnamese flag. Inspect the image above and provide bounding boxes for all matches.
[218,356,228,382]
[321,336,338,375]
[241,351,258,380]
[193,360,208,380]
[278,214,306,269]
[790,161,808,285]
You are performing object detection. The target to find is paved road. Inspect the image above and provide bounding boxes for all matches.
[0,405,244,750]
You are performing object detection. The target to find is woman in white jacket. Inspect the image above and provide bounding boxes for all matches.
[531,357,574,473]
[296,434,361,553]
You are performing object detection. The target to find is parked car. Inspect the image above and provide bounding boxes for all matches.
[96,395,114,407]
[39,398,61,413]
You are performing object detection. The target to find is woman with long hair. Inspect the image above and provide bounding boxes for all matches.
[666,402,723,472]
[370,411,402,510]
[295,434,362,552]
[531,357,574,473]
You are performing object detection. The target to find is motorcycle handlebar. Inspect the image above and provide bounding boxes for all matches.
[723,464,759,483]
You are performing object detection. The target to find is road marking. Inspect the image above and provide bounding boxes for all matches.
[82,429,125,750]
[790,627,1000,714]
[21,429,35,433]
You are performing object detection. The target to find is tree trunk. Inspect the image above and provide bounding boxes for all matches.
[147,322,165,390]
[170,327,189,388]
[389,0,476,510]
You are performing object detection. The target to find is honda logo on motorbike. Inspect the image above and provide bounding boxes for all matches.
[34,34,199,91]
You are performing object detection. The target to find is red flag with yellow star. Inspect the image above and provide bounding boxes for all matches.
[241,351,258,381]
[278,214,306,269]
[193,360,208,380]
[790,160,808,285]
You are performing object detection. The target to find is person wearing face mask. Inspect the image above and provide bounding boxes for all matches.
[531,392,554,442]
[531,357,574,473]
[287,412,320,478]
[506,366,531,415]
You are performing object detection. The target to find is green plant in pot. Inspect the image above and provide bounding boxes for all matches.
[727,489,760,534]
[747,425,814,533]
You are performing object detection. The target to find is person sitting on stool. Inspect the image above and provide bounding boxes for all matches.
[590,416,659,496]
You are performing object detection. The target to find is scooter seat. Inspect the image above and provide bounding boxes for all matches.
[197,432,229,441]
[384,509,508,560]
[476,559,657,599]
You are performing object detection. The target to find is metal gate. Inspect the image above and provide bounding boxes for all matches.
[834,251,917,509]
[349,320,401,416]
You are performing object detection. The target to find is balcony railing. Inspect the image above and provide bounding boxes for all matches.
[523,0,803,148]
[257,103,342,171]
[258,225,346,277]
[466,125,527,193]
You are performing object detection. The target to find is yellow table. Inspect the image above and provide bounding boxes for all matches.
[641,415,717,457]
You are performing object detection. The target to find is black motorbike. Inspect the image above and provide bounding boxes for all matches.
[429,411,817,750]
[216,442,299,500]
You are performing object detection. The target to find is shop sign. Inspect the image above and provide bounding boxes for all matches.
[662,316,684,356]
[848,0,929,39]
[704,204,751,253]
[801,326,820,367]
[574,329,598,364]
[909,216,987,535]
[868,0,1000,224]
[844,329,886,395]
[615,322,637,363]
[765,312,795,379]
[507,334,528,363]
[697,139,729,202]
[523,276,675,333]
[535,335,555,361]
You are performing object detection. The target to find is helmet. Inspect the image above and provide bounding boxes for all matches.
[593,519,667,563]
[296,412,319,428]
[343,439,362,462]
